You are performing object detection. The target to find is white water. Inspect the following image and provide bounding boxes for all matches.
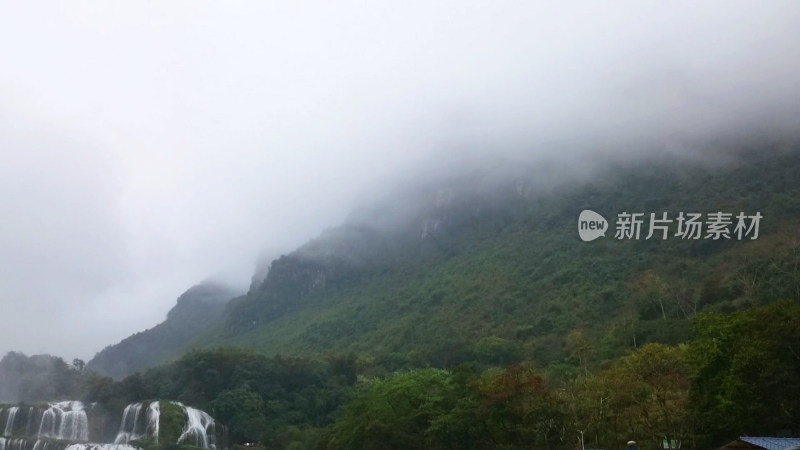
[0,400,222,450]
[32,439,58,450]
[0,438,34,450]
[177,405,216,450]
[146,402,159,444]
[113,403,142,445]
[37,401,89,442]
[114,401,160,445]
[66,444,139,450]
[116,401,217,449]
[25,408,36,438]
[0,440,139,450]
[3,407,19,437]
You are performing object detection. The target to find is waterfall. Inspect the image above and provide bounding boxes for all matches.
[37,402,88,442]
[114,402,160,445]
[177,406,215,450]
[4,407,19,437]
[0,400,224,450]
[0,438,138,450]
[116,401,218,449]
[146,403,159,443]
[32,439,58,450]
[25,408,37,438]
[113,403,142,445]
[0,438,42,450]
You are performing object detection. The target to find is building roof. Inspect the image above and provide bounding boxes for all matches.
[720,437,800,450]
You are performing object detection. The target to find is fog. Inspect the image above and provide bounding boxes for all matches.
[0,1,799,360]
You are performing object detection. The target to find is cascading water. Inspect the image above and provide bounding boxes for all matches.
[0,438,27,450]
[37,402,88,442]
[4,407,18,437]
[176,405,215,450]
[114,401,159,445]
[0,400,223,450]
[113,403,143,445]
[66,445,139,450]
[25,408,37,438]
[146,402,159,444]
[0,440,136,450]
[0,438,59,450]
[115,401,218,449]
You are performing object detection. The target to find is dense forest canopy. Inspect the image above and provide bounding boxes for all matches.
[4,301,799,449]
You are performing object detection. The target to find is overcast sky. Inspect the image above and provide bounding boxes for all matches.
[0,1,799,361]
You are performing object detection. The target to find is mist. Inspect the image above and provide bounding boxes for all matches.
[0,1,799,360]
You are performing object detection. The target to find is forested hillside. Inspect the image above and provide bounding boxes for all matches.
[9,302,800,449]
[192,148,800,373]
[46,147,800,449]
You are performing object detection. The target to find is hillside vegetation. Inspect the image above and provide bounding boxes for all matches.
[195,149,800,373]
[54,148,800,449]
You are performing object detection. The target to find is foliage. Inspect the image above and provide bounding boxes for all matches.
[194,150,800,378]
[688,301,800,448]
[6,149,800,449]
[329,368,459,449]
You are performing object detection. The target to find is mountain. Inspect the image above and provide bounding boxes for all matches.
[221,150,799,368]
[36,147,800,449]
[94,147,800,376]
[86,282,240,379]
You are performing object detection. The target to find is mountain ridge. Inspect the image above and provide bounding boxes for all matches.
[89,148,800,378]
[86,282,241,379]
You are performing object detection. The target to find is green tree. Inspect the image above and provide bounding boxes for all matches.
[211,385,269,442]
[329,369,460,449]
[688,302,800,447]
[73,358,86,372]
[468,365,565,450]
[565,344,690,450]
